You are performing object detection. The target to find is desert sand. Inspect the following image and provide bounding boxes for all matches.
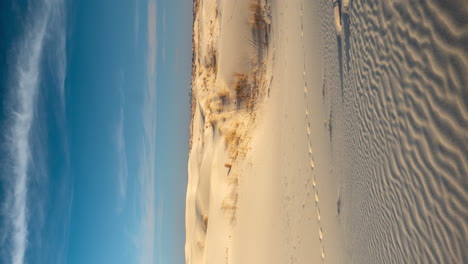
[186,0,468,263]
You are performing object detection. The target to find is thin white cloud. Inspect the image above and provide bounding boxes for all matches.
[47,0,67,111]
[156,197,164,264]
[6,13,47,264]
[116,74,128,212]
[147,0,157,78]
[0,1,66,264]
[138,152,156,264]
[136,1,158,263]
[2,1,50,264]
[137,126,157,264]
[116,107,128,209]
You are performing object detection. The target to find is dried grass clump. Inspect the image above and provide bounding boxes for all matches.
[234,73,250,109]
[211,97,223,112]
[212,111,234,122]
[189,88,196,151]
[249,0,271,59]
[202,213,209,231]
[209,48,218,75]
[224,120,242,155]
[249,0,268,29]
[233,73,259,111]
[217,89,230,106]
[221,118,249,156]
[221,174,239,223]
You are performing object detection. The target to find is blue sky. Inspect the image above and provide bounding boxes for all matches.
[0,0,191,263]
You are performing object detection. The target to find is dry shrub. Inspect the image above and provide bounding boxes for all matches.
[217,89,230,106]
[202,213,208,231]
[212,111,234,122]
[249,0,268,29]
[189,90,196,151]
[233,73,258,111]
[209,48,218,74]
[221,176,239,224]
[249,0,271,58]
[224,120,241,155]
[212,97,223,112]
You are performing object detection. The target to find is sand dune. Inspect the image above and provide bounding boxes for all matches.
[186,0,272,262]
[186,0,467,263]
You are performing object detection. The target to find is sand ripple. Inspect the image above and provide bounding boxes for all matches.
[322,0,467,262]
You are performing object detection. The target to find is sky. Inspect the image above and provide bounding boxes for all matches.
[0,0,192,263]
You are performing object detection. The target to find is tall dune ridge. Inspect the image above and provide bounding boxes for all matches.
[186,0,467,263]
[186,0,271,262]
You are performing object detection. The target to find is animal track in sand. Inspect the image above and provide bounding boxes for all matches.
[300,0,325,261]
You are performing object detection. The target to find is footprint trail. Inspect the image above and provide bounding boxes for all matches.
[299,0,326,261]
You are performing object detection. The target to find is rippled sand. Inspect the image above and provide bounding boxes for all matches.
[324,0,468,262]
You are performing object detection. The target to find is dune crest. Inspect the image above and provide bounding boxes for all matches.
[185,0,271,262]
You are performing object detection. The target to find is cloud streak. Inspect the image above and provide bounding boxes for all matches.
[136,1,158,263]
[117,109,128,199]
[147,1,157,78]
[116,81,128,211]
[0,1,66,263]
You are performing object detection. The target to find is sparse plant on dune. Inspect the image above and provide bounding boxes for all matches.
[221,178,239,224]
[249,0,268,29]
[232,72,261,112]
[248,0,271,60]
[233,73,250,109]
[202,213,208,231]
[209,48,218,74]
[217,89,230,106]
[223,120,241,154]
[188,0,272,230]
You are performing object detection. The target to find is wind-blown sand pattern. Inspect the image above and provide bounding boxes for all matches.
[186,0,468,263]
[323,0,468,262]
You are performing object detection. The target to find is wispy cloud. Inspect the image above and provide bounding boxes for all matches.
[136,1,158,263]
[116,76,128,211]
[156,197,164,264]
[137,125,157,264]
[0,1,67,263]
[147,0,157,78]
[116,108,128,205]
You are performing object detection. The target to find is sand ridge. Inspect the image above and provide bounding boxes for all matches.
[185,0,272,263]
